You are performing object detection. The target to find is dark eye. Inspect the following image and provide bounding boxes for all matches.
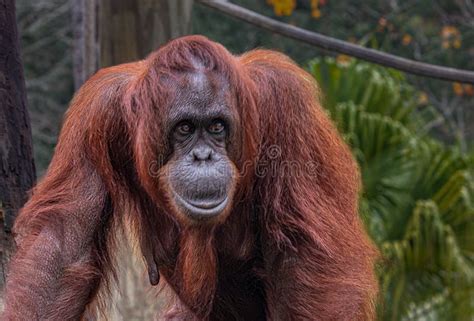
[208,120,225,135]
[176,121,194,136]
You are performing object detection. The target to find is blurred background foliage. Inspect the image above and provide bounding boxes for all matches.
[15,0,473,320]
[311,58,474,320]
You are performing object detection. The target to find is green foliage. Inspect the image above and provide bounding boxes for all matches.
[310,58,474,320]
[311,58,417,124]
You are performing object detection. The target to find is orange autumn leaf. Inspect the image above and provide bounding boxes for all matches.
[402,34,412,46]
[441,26,460,37]
[336,54,352,65]
[464,84,474,96]
[311,0,322,18]
[418,92,429,105]
[311,9,321,18]
[441,25,462,49]
[271,0,296,16]
[453,82,464,96]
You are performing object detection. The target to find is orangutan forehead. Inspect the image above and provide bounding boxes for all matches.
[165,71,234,126]
[168,71,230,107]
[183,71,228,96]
[186,72,215,97]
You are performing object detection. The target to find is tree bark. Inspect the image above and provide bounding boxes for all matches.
[72,0,99,90]
[99,0,194,67]
[0,0,36,289]
[72,0,194,85]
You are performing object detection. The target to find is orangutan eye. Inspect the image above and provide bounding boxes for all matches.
[208,120,225,135]
[176,121,194,136]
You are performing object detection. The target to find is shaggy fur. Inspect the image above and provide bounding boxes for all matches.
[2,35,378,321]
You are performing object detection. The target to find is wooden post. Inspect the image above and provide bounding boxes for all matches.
[72,0,100,90]
[0,0,36,289]
[99,0,194,67]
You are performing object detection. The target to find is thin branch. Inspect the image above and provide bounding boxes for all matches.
[197,0,474,84]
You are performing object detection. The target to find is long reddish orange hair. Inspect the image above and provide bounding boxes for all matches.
[4,35,377,321]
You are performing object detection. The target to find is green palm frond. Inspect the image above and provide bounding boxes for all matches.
[309,58,418,125]
[382,201,474,320]
[330,102,418,243]
[310,58,474,320]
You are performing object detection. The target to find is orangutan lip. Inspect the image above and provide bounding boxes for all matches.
[186,198,226,209]
[172,191,228,218]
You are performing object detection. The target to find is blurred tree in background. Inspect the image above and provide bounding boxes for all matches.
[0,0,35,291]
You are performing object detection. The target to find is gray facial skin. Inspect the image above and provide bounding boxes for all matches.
[166,71,236,221]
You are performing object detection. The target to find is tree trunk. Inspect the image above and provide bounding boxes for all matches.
[0,0,36,289]
[99,0,194,67]
[72,0,99,90]
[72,0,194,84]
